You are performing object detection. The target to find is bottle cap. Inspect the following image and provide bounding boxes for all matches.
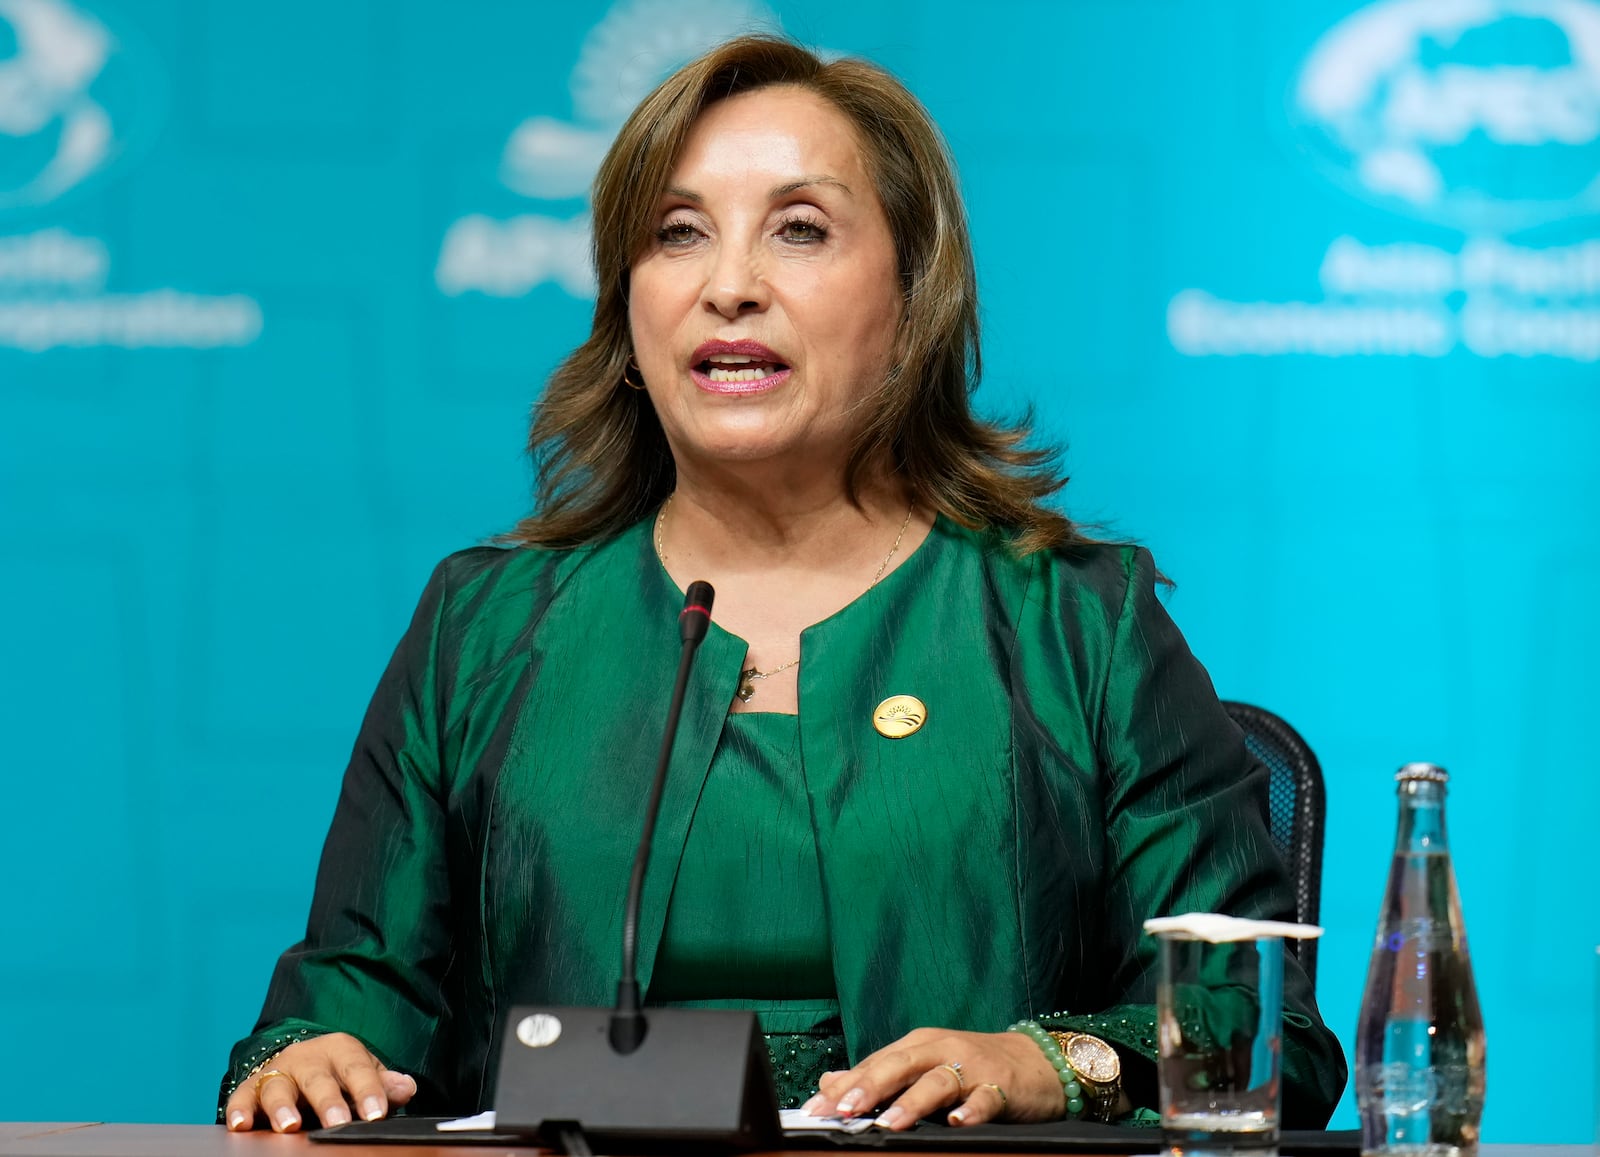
[1395,762,1449,783]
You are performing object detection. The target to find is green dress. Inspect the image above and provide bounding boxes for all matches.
[220,515,1348,1123]
[648,710,849,1106]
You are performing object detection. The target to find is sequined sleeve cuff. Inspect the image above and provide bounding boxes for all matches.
[215,1019,392,1122]
[1035,1004,1157,1062]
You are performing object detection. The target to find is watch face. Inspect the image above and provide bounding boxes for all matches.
[1066,1035,1121,1083]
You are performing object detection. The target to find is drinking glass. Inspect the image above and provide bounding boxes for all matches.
[1156,931,1285,1157]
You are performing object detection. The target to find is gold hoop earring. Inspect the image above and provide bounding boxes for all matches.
[622,357,647,391]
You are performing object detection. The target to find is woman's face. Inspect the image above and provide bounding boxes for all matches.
[628,85,902,474]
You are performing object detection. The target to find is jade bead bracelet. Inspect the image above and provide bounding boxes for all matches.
[1007,1019,1087,1117]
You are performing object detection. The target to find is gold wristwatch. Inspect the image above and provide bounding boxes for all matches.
[1049,1031,1122,1122]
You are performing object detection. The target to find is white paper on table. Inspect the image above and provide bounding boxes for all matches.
[1143,912,1323,942]
[437,1109,497,1131]
[778,1108,878,1134]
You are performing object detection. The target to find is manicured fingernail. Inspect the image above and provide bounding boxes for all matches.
[323,1105,351,1127]
[800,1095,824,1115]
[950,1107,967,1124]
[361,1096,385,1122]
[835,1088,865,1115]
[227,1111,248,1131]
[875,1106,903,1129]
[273,1106,299,1132]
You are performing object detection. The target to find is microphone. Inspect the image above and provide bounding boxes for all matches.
[610,581,714,1054]
[492,581,780,1153]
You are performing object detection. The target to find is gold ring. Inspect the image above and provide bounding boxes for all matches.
[981,1082,1008,1111]
[935,1062,966,1093]
[254,1069,293,1094]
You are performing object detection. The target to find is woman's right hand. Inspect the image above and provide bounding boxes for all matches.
[223,1033,418,1132]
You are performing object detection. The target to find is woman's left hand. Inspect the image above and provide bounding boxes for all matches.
[800,1027,1064,1130]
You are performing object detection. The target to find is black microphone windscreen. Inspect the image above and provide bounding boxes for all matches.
[680,581,714,643]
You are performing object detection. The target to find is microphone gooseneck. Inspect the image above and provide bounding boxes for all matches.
[610,581,715,1054]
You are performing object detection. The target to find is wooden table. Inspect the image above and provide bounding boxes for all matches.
[0,1122,922,1157]
[0,1125,506,1157]
[0,1126,1589,1157]
[1,1124,514,1157]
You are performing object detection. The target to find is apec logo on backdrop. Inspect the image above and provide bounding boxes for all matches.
[1169,0,1600,362]
[0,0,116,209]
[1291,0,1600,233]
[0,0,261,353]
[435,0,780,300]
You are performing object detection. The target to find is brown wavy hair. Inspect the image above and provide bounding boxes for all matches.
[503,34,1086,555]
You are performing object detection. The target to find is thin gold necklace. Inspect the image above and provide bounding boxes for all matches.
[654,495,916,703]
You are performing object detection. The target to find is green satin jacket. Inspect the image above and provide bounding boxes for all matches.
[222,515,1347,1124]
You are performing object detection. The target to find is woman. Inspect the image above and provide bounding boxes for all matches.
[220,35,1346,1134]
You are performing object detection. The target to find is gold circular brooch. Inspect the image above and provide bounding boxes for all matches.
[873,695,927,738]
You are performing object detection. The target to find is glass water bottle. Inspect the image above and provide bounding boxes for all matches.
[1354,763,1486,1157]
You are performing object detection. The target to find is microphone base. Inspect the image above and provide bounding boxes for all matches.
[493,1004,780,1152]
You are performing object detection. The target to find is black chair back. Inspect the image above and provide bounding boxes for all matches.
[1220,701,1326,986]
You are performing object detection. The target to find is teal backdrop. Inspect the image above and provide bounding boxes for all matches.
[1,0,1596,1138]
